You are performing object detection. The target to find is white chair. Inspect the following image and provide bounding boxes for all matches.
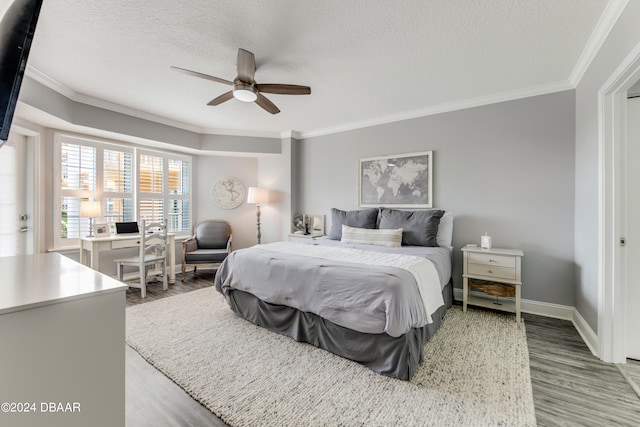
[115,219,168,298]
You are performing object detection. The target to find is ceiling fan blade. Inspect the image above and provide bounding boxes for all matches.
[207,91,234,106]
[256,84,311,95]
[170,66,233,86]
[236,48,256,83]
[255,93,280,114]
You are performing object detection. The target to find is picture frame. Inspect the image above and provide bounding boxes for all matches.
[292,214,326,235]
[108,222,117,236]
[92,223,110,237]
[309,214,325,235]
[359,151,433,208]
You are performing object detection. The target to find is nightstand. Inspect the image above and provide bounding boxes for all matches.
[288,233,324,243]
[461,245,524,322]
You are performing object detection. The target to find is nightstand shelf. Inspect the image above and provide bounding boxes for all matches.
[466,293,517,314]
[462,245,524,322]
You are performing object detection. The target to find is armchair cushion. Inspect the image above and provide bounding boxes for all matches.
[184,248,229,264]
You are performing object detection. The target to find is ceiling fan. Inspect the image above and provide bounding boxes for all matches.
[171,48,311,114]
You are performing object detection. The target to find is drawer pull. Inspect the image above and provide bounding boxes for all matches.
[489,259,498,263]
[488,270,493,274]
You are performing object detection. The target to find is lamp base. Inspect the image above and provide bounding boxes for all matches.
[86,218,95,238]
[256,204,262,245]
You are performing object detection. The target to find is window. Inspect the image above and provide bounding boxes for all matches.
[54,135,191,248]
[167,158,190,233]
[103,149,134,223]
[138,150,191,234]
[138,153,164,223]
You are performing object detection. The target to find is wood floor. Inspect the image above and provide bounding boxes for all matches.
[126,270,227,427]
[523,312,640,426]
[125,277,640,426]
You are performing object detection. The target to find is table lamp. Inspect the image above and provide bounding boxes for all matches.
[80,200,101,237]
[247,187,269,244]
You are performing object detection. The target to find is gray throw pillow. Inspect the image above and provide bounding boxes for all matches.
[328,208,379,240]
[378,208,445,246]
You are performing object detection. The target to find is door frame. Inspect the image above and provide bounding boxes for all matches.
[8,124,44,254]
[599,40,640,363]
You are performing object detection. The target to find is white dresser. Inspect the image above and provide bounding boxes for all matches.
[0,253,127,427]
[461,245,524,322]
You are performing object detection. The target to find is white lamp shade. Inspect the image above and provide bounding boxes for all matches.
[247,187,269,204]
[80,200,101,218]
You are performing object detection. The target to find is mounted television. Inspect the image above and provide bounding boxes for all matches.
[0,0,44,144]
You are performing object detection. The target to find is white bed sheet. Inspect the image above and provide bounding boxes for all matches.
[310,236,452,289]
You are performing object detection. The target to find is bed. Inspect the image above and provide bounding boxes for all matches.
[214,208,453,380]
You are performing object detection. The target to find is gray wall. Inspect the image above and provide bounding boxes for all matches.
[298,90,576,306]
[575,1,640,331]
[257,137,299,244]
[194,154,259,251]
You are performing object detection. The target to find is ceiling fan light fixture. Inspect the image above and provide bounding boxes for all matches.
[172,49,310,114]
[233,83,258,102]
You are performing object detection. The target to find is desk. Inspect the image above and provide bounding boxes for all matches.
[79,233,176,284]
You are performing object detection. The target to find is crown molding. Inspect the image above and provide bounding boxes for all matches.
[197,126,282,139]
[25,69,575,142]
[297,80,574,139]
[26,65,78,99]
[25,66,283,139]
[569,0,629,87]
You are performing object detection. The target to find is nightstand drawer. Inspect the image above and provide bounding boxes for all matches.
[468,252,515,269]
[467,264,516,280]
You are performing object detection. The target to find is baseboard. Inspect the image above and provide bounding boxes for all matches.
[453,289,598,357]
[571,307,599,357]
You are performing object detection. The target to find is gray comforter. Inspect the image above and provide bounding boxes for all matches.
[215,242,448,337]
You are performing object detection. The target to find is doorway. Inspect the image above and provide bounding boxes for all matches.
[599,40,640,363]
[626,94,640,360]
[0,129,37,256]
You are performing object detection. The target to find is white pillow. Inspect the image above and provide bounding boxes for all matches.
[341,224,403,248]
[437,212,454,248]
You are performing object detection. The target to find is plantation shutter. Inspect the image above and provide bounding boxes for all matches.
[60,143,97,239]
[103,149,134,223]
[167,159,190,233]
[138,154,164,223]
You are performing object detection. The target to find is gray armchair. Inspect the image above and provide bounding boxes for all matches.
[182,220,232,280]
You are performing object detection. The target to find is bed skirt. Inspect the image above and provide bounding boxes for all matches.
[221,280,453,380]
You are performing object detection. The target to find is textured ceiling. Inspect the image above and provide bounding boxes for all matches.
[23,0,609,137]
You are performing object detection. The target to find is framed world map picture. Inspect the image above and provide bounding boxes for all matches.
[359,151,432,208]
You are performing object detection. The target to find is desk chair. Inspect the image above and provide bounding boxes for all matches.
[115,219,168,298]
[182,220,232,280]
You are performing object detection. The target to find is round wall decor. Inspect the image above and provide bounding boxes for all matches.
[212,177,245,209]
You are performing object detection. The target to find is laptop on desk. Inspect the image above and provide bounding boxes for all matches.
[115,222,139,234]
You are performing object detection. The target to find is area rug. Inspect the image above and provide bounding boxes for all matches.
[126,288,536,426]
